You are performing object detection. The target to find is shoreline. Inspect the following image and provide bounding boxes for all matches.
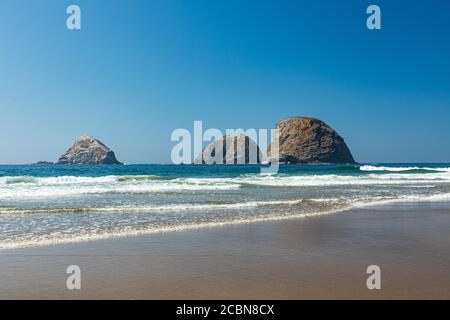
[2,196,450,250]
[0,206,347,250]
[1,201,450,299]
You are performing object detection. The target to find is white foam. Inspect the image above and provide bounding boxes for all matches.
[0,198,344,215]
[360,165,450,172]
[0,175,240,199]
[0,199,298,215]
[0,209,346,250]
[1,169,450,200]
[232,173,450,187]
[1,192,450,250]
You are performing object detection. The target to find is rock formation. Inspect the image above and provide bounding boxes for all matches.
[268,117,355,164]
[58,135,122,165]
[35,161,54,165]
[195,134,262,164]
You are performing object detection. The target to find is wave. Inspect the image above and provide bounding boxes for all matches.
[1,175,170,185]
[0,209,345,250]
[0,198,344,215]
[0,175,240,199]
[2,192,450,250]
[1,166,450,200]
[5,176,38,184]
[3,192,450,217]
[233,173,450,187]
[0,178,445,199]
[359,165,450,173]
[117,175,171,182]
[0,175,117,185]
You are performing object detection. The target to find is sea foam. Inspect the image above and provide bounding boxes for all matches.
[1,163,450,250]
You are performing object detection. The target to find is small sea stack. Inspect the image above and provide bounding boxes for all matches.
[58,135,122,165]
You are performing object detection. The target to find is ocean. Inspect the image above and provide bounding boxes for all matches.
[1,163,450,249]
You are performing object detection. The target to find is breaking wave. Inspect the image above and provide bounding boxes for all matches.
[1,163,450,249]
[1,167,450,199]
[359,165,450,173]
[1,192,450,249]
[0,198,342,215]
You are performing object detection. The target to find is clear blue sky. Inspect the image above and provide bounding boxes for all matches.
[1,0,449,164]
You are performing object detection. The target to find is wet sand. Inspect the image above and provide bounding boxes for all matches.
[0,202,449,299]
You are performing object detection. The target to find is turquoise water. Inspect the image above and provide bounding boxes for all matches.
[1,163,450,249]
[2,163,449,178]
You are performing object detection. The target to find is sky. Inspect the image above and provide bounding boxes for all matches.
[0,0,449,164]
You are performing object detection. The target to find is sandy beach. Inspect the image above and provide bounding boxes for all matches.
[2,0,450,304]
[0,201,449,300]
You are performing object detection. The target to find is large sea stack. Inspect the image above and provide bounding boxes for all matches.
[269,117,355,164]
[195,134,262,164]
[58,135,122,165]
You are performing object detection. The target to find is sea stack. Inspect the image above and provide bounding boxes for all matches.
[195,134,262,164]
[58,135,123,165]
[269,117,355,164]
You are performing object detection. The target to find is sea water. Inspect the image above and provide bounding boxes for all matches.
[1,163,450,249]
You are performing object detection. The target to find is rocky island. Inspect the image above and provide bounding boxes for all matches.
[196,134,262,164]
[269,117,355,164]
[58,135,122,165]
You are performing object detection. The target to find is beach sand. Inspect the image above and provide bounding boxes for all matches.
[0,202,449,299]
